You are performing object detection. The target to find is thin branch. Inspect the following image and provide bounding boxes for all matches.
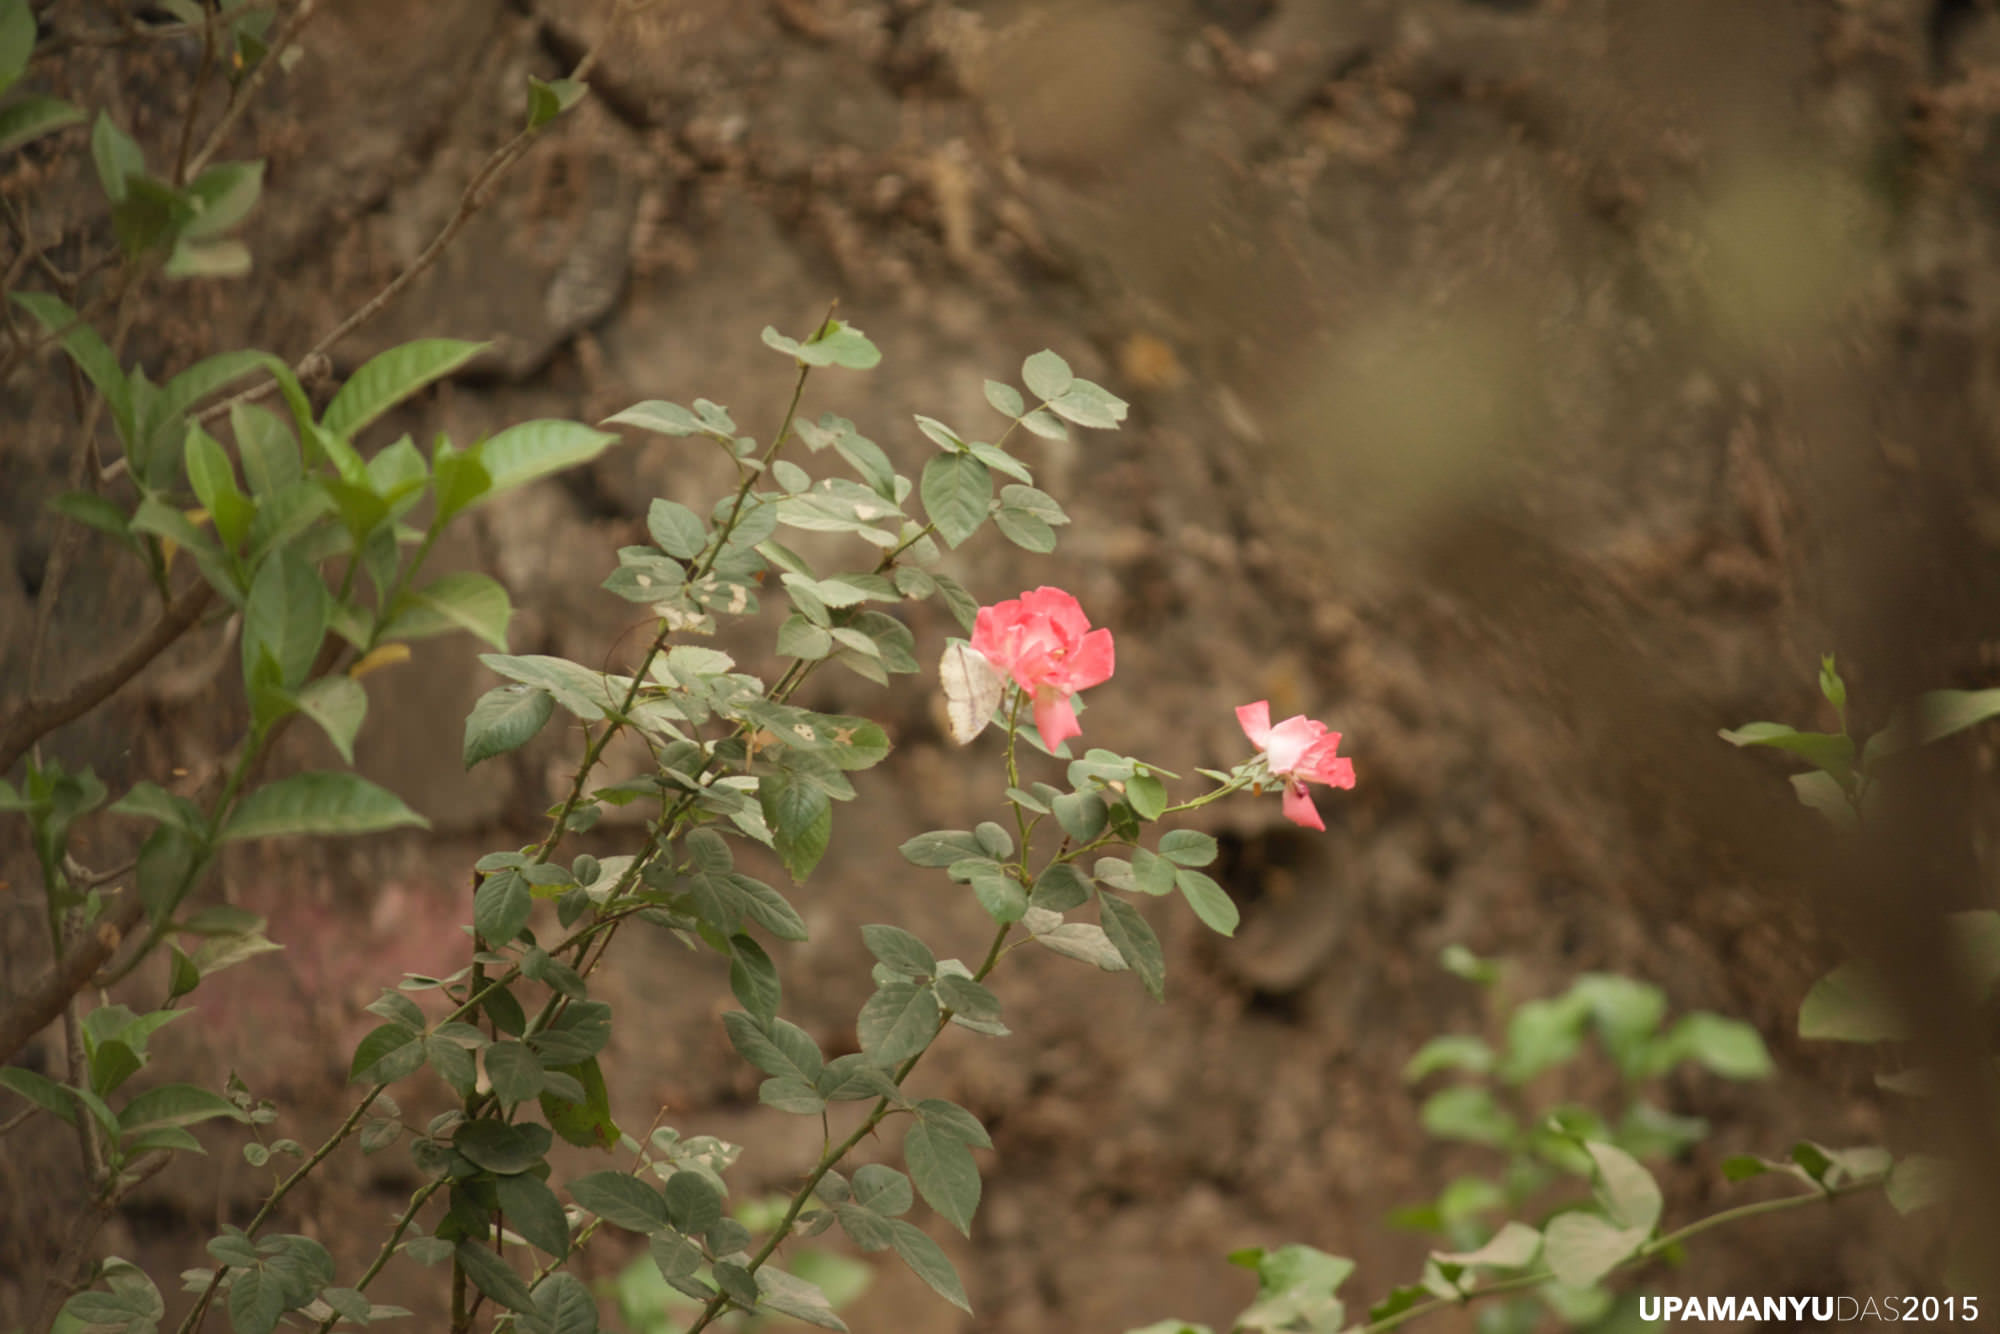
[0,579,216,776]
[29,1149,174,1334]
[0,900,143,1069]
[182,0,324,183]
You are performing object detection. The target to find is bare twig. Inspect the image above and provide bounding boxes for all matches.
[183,0,324,183]
[30,1149,174,1334]
[0,899,144,1069]
[0,579,216,777]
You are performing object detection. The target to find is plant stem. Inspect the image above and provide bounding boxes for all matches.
[1358,1179,1880,1334]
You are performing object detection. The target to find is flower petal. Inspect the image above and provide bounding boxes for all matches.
[1062,627,1116,691]
[1020,586,1089,639]
[1235,701,1273,748]
[1032,687,1081,752]
[1281,780,1325,831]
[1263,715,1325,776]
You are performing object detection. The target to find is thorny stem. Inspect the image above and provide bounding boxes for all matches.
[682,922,1014,1334]
[308,1178,446,1334]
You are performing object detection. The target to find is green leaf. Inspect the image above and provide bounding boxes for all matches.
[760,773,832,883]
[755,1266,850,1331]
[1097,894,1164,999]
[349,1023,424,1084]
[1021,350,1074,401]
[49,491,138,553]
[1717,721,1854,781]
[183,160,264,240]
[904,1121,980,1235]
[431,439,491,523]
[454,1119,551,1176]
[1798,963,1906,1042]
[542,1057,618,1149]
[463,684,555,769]
[0,96,84,154]
[885,1218,971,1313]
[858,982,939,1066]
[479,419,619,496]
[322,339,486,440]
[484,1041,544,1106]
[240,548,328,698]
[1658,1012,1773,1080]
[233,402,301,497]
[382,571,513,650]
[1173,868,1239,936]
[1541,1212,1647,1290]
[1886,1154,1953,1214]
[292,676,367,764]
[1402,1035,1496,1082]
[1052,791,1107,842]
[647,498,707,559]
[474,869,532,944]
[0,1066,77,1124]
[1434,1221,1543,1271]
[526,75,587,130]
[1029,862,1092,913]
[222,772,426,840]
[1159,829,1218,867]
[984,380,1025,417]
[919,452,992,549]
[496,1172,571,1258]
[1419,1086,1515,1147]
[116,1083,247,1136]
[90,112,145,203]
[229,1264,285,1334]
[1908,688,2000,746]
[899,829,985,867]
[663,1172,724,1235]
[455,1242,537,1313]
[164,236,252,279]
[1583,1139,1662,1231]
[729,935,782,1022]
[13,291,131,447]
[528,1271,598,1334]
[1046,378,1129,428]
[185,426,253,548]
[603,400,704,436]
[862,924,936,978]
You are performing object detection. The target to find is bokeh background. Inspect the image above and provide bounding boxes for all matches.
[6,0,2000,1329]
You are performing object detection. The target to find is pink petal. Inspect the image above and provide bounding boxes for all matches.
[1235,701,1273,747]
[1061,627,1116,691]
[1020,586,1089,639]
[1263,715,1326,775]
[1281,780,1325,831]
[1032,687,1081,751]
[1298,736,1356,789]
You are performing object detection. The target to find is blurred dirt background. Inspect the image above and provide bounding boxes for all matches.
[6,0,2000,1329]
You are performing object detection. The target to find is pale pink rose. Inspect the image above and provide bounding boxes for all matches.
[971,587,1115,750]
[1235,700,1356,831]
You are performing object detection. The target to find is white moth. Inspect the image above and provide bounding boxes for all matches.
[940,640,1005,744]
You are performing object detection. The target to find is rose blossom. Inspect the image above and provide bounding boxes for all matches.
[1235,700,1356,831]
[971,587,1115,751]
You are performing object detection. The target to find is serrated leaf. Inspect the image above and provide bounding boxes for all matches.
[463,684,555,769]
[862,924,936,977]
[647,498,707,559]
[886,1218,971,1313]
[571,1170,669,1233]
[919,453,991,549]
[496,1172,571,1258]
[858,982,939,1066]
[1097,895,1164,999]
[455,1242,537,1313]
[756,1266,850,1331]
[1022,350,1073,400]
[1173,868,1238,936]
[474,869,532,944]
[904,1121,980,1235]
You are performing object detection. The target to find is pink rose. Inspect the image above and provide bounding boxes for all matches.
[971,587,1115,751]
[1235,700,1356,831]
